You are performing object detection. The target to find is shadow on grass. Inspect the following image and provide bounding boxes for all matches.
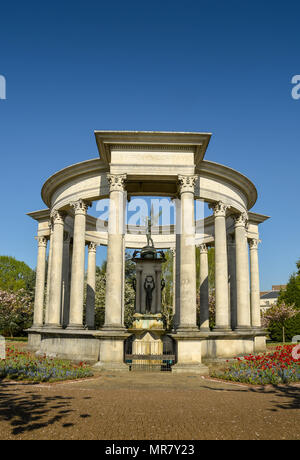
[0,379,76,436]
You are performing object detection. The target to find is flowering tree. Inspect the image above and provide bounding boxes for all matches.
[262,302,298,343]
[0,289,33,337]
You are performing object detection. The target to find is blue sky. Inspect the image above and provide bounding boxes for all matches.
[0,0,299,290]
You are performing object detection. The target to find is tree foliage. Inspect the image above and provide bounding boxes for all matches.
[278,259,300,309]
[262,302,298,343]
[0,289,33,337]
[0,256,36,299]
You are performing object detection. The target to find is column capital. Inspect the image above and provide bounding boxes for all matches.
[37,236,48,248]
[234,212,248,228]
[70,199,91,215]
[177,175,198,194]
[249,238,260,250]
[107,173,127,192]
[199,243,208,254]
[50,209,67,226]
[88,241,97,253]
[209,201,229,217]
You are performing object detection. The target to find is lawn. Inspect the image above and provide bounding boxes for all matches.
[0,343,93,383]
[212,344,300,385]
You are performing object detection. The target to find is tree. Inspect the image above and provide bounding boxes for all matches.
[278,259,300,309]
[0,289,33,337]
[0,256,36,298]
[262,302,298,343]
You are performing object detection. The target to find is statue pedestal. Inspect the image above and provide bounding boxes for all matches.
[128,314,165,368]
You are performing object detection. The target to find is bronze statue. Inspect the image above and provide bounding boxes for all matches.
[146,217,154,248]
[144,275,155,313]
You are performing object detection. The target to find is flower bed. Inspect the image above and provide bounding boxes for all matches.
[0,345,93,382]
[212,345,300,385]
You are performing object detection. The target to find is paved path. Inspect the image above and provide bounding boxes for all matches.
[0,372,299,440]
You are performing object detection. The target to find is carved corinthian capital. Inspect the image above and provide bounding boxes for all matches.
[199,243,208,254]
[249,238,260,250]
[234,212,248,228]
[88,241,97,253]
[210,201,228,218]
[50,209,67,226]
[70,199,91,215]
[177,175,198,194]
[107,174,127,192]
[37,236,48,248]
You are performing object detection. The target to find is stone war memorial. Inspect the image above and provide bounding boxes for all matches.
[27,131,269,374]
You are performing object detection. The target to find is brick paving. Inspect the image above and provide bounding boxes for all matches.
[0,372,299,440]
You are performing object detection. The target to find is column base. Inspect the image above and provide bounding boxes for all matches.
[234,326,252,333]
[43,324,63,330]
[66,324,85,330]
[175,324,200,333]
[213,326,232,332]
[31,323,43,328]
[171,332,208,374]
[93,329,130,371]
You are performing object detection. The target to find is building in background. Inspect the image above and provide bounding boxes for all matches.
[260,285,286,312]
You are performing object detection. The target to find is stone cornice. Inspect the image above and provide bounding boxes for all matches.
[196,160,258,210]
[95,130,212,167]
[41,159,109,208]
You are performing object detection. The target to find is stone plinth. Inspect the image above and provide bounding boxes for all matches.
[129,314,165,367]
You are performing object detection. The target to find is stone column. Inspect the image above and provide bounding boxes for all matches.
[61,231,71,327]
[45,222,53,325]
[46,210,66,328]
[249,238,261,329]
[171,248,176,316]
[68,199,91,329]
[33,236,48,327]
[86,242,97,329]
[176,175,198,331]
[227,234,237,330]
[234,212,251,330]
[103,174,127,330]
[199,243,210,331]
[95,174,129,372]
[211,201,230,331]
